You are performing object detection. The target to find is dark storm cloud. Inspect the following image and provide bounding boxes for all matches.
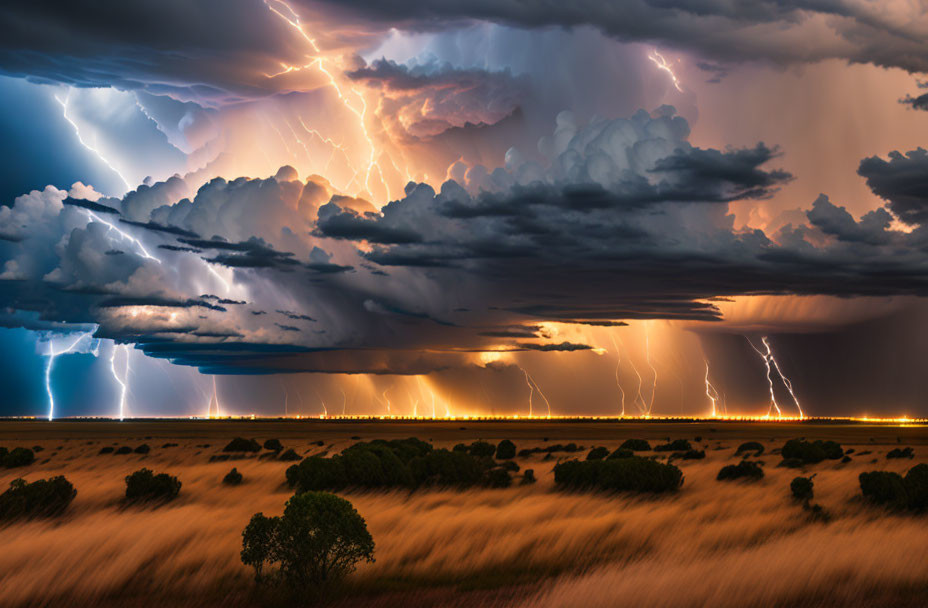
[858,148,928,226]
[121,219,199,239]
[62,197,120,215]
[900,93,928,112]
[517,341,593,352]
[316,202,425,244]
[312,0,928,73]
[96,297,227,313]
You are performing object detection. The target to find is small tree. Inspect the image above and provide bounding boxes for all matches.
[242,492,375,592]
[125,468,181,503]
[223,467,244,486]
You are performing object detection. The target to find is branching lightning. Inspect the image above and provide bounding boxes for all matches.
[704,359,721,417]
[609,333,626,417]
[746,336,804,418]
[110,343,130,420]
[763,336,804,418]
[53,89,131,192]
[44,332,94,420]
[644,323,658,416]
[262,0,389,199]
[647,49,684,92]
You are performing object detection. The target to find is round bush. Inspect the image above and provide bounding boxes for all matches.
[717,461,764,481]
[619,439,651,452]
[0,476,76,521]
[554,456,683,493]
[485,467,513,488]
[263,439,284,452]
[790,476,814,501]
[223,467,244,486]
[125,468,181,503]
[495,439,516,460]
[223,437,261,452]
[586,447,609,461]
[3,447,36,468]
[134,444,150,454]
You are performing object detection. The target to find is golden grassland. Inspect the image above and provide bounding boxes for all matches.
[0,420,926,607]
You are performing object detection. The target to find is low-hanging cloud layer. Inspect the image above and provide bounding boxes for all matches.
[3,106,928,380]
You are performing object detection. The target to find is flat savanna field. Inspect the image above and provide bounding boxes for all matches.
[1,420,927,608]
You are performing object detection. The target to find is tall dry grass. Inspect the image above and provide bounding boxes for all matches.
[0,427,925,607]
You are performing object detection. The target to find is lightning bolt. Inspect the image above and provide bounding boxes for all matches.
[110,343,130,420]
[644,323,658,417]
[522,368,535,417]
[44,332,95,420]
[704,358,721,418]
[609,333,626,417]
[647,49,684,93]
[521,368,551,418]
[747,336,782,419]
[763,337,804,418]
[341,388,347,417]
[54,89,132,192]
[262,0,389,199]
[207,376,221,418]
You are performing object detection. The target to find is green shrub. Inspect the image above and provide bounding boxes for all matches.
[887,447,914,459]
[485,468,512,488]
[467,441,496,459]
[3,447,36,468]
[904,464,928,511]
[859,470,908,510]
[619,439,651,451]
[790,476,814,501]
[241,492,374,591]
[133,444,150,454]
[554,456,683,493]
[495,439,516,460]
[263,439,284,452]
[124,468,181,503]
[408,449,484,488]
[735,441,765,456]
[500,460,520,472]
[781,439,843,464]
[0,476,76,521]
[654,439,691,452]
[717,461,764,481]
[223,467,243,486]
[586,447,609,461]
[608,448,634,460]
[278,448,302,462]
[224,437,261,452]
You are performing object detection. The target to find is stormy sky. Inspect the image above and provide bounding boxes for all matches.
[1,0,927,418]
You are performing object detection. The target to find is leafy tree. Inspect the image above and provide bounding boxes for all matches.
[241,492,374,592]
[859,470,908,510]
[0,476,76,521]
[125,468,181,503]
[495,439,516,460]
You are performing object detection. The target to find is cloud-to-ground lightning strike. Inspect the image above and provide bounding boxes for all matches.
[647,49,684,92]
[644,323,658,416]
[762,337,804,418]
[521,367,535,417]
[206,376,221,418]
[609,333,626,417]
[704,359,721,417]
[747,336,783,418]
[110,343,130,420]
[44,331,95,421]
